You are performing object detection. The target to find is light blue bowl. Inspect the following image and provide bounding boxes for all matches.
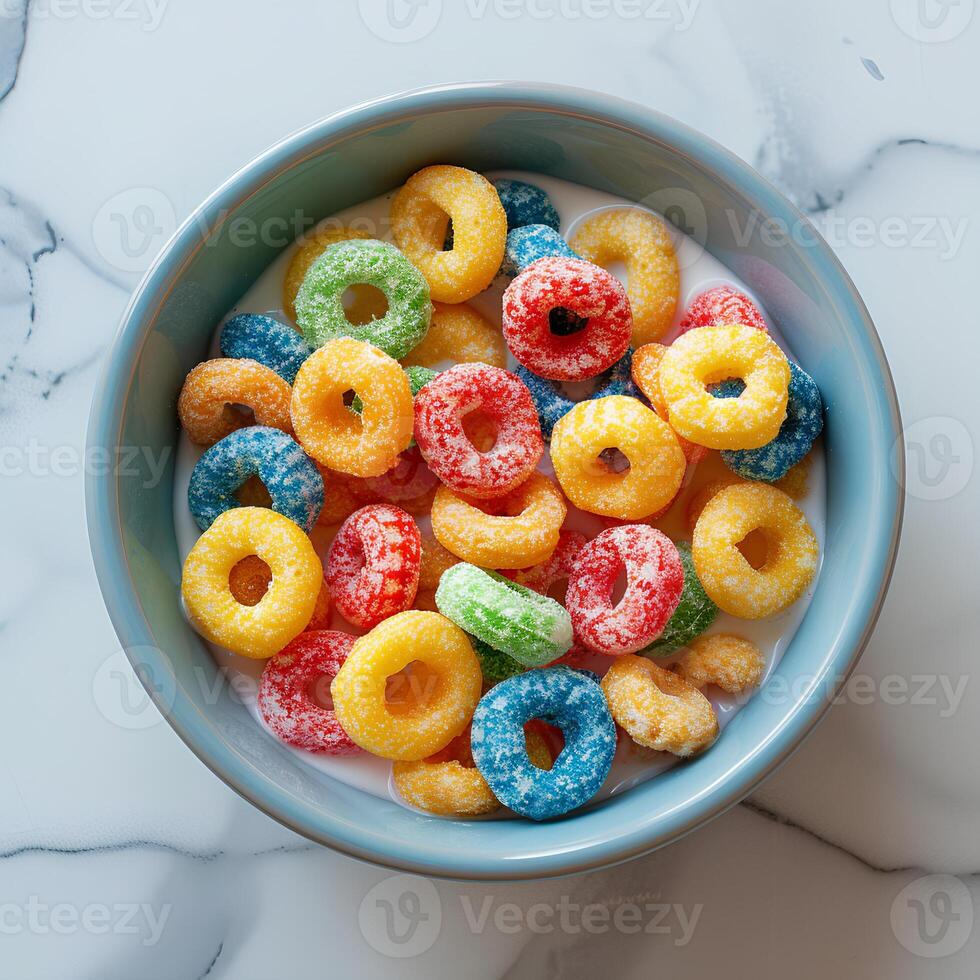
[86,82,902,880]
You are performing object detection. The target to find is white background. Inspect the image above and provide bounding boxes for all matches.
[1,0,978,976]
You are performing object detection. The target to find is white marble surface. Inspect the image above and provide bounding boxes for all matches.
[2,0,978,976]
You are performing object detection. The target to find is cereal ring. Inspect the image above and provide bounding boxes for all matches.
[258,630,360,754]
[177,358,292,447]
[219,313,312,384]
[570,208,679,345]
[401,301,506,370]
[639,542,717,657]
[295,239,432,360]
[392,725,553,817]
[352,365,436,450]
[693,482,819,618]
[326,504,421,629]
[773,453,811,499]
[315,465,364,526]
[228,554,331,631]
[494,178,560,231]
[566,526,683,655]
[435,563,573,667]
[471,636,525,684]
[502,224,579,277]
[330,611,482,761]
[362,445,440,503]
[290,338,414,478]
[471,667,617,820]
[516,349,639,439]
[413,363,544,499]
[187,426,324,532]
[601,655,718,757]
[430,473,566,569]
[502,257,631,381]
[719,363,824,481]
[672,634,765,694]
[181,507,322,659]
[391,165,507,303]
[282,225,384,323]
[679,285,767,335]
[504,529,586,597]
[418,534,459,591]
[684,477,744,534]
[658,325,790,450]
[550,396,685,520]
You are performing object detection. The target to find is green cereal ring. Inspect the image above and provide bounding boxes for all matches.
[435,563,573,668]
[641,541,717,657]
[295,239,432,359]
[471,636,525,684]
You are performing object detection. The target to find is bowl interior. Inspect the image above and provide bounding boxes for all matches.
[87,85,901,880]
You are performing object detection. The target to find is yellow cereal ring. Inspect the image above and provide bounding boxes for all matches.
[550,395,685,520]
[330,611,483,761]
[391,165,507,303]
[672,634,766,694]
[684,477,744,534]
[430,473,566,569]
[181,508,322,659]
[282,225,386,325]
[177,358,292,447]
[601,654,718,757]
[658,324,790,450]
[693,483,819,618]
[401,301,507,370]
[392,729,553,816]
[570,208,679,345]
[290,338,413,477]
[418,534,460,591]
[228,554,331,632]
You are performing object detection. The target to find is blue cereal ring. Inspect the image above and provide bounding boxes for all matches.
[493,179,560,232]
[188,426,324,532]
[219,313,312,384]
[718,362,824,481]
[502,224,580,277]
[471,667,616,820]
[517,350,640,439]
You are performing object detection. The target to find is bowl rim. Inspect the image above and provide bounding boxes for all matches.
[86,80,903,881]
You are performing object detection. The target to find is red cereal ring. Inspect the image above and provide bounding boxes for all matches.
[678,285,768,335]
[325,504,421,629]
[502,256,632,381]
[361,445,440,504]
[258,630,360,755]
[565,525,683,655]
[413,362,544,499]
[504,529,587,598]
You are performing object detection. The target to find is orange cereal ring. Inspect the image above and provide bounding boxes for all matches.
[391,165,507,303]
[430,473,566,570]
[550,395,685,520]
[330,610,483,761]
[392,727,553,816]
[570,207,679,345]
[290,338,413,477]
[228,554,331,631]
[658,324,790,450]
[401,301,506,370]
[177,358,292,447]
[601,654,718,757]
[315,465,364,526]
[282,225,385,324]
[672,634,766,694]
[692,483,819,619]
[181,508,322,659]
[418,534,460,591]
[773,453,812,499]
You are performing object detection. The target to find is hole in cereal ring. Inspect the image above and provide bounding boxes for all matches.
[610,564,629,606]
[341,388,358,407]
[462,408,498,452]
[223,402,256,427]
[525,719,563,770]
[737,528,768,569]
[549,307,588,336]
[342,284,388,325]
[306,674,335,712]
[598,447,631,474]
[235,475,272,508]
[228,555,272,606]
[385,660,440,716]
[547,579,569,605]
